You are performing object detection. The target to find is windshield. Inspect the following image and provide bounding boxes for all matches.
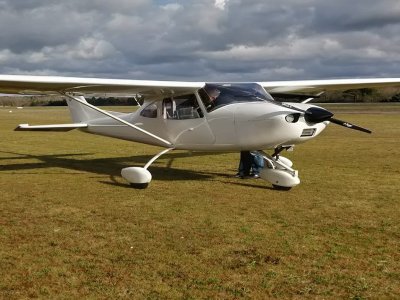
[199,83,274,112]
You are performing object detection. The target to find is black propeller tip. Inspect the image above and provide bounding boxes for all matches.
[329,118,372,134]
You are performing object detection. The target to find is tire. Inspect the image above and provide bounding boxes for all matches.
[130,182,149,189]
[272,184,292,191]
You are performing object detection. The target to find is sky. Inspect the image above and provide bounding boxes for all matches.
[1,0,400,81]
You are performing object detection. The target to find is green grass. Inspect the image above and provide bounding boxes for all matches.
[0,105,399,299]
[321,102,400,113]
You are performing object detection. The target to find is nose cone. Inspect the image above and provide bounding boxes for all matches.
[304,107,333,123]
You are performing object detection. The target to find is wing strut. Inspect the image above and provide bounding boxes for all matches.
[63,93,172,147]
[301,92,325,104]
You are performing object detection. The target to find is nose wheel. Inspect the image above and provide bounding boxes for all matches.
[256,149,300,190]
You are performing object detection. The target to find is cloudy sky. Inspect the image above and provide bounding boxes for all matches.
[1,0,400,81]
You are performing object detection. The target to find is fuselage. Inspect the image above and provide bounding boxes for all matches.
[82,83,329,151]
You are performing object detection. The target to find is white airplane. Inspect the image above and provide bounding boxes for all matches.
[1,74,399,190]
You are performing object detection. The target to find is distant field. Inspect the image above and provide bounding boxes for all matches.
[0,105,399,299]
[321,102,400,113]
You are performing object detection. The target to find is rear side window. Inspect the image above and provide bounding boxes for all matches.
[163,94,203,119]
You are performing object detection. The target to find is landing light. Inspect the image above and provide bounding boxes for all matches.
[285,113,300,123]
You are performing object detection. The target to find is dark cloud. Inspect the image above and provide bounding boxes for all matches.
[0,0,400,81]
[310,0,400,32]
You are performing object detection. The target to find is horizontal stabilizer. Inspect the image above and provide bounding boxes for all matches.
[15,123,88,131]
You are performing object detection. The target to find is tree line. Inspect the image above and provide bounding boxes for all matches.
[0,95,144,107]
[1,88,400,107]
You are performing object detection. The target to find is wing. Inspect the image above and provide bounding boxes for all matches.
[260,78,400,96]
[0,74,204,97]
[3,74,400,98]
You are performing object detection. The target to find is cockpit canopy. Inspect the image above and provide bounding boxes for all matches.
[199,83,274,112]
[140,83,276,120]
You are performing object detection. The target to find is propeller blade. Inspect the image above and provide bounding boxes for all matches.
[329,118,372,134]
[279,102,310,114]
[261,97,310,115]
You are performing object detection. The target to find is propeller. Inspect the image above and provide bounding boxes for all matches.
[261,96,372,134]
[304,107,371,134]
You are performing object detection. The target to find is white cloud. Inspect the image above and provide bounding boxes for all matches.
[214,0,228,10]
[162,3,182,12]
[70,38,117,60]
[0,49,15,63]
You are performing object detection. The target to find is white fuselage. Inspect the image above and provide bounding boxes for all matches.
[82,99,328,151]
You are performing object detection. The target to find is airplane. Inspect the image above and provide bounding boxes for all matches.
[1,74,400,190]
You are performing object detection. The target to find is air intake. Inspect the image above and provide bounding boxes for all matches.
[301,128,316,137]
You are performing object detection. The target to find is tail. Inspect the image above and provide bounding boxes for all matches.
[66,96,105,123]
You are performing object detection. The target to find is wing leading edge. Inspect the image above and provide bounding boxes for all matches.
[0,74,204,97]
[260,78,400,95]
[2,74,400,98]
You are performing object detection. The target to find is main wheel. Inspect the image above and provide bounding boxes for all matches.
[121,167,152,188]
[272,184,292,191]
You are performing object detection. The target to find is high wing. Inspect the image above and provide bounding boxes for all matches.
[0,74,204,97]
[2,74,400,98]
[260,78,400,96]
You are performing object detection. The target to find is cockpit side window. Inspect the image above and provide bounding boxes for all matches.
[198,88,220,112]
[163,94,203,119]
[140,103,158,118]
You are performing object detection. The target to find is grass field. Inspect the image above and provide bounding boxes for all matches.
[1,105,399,299]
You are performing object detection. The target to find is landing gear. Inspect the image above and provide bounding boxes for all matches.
[121,148,173,188]
[121,167,152,187]
[256,148,300,190]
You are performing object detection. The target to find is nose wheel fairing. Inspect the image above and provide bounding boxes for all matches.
[256,150,300,190]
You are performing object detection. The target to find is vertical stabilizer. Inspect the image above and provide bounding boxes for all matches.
[66,96,105,123]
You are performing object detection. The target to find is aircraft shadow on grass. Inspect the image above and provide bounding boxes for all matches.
[0,150,273,189]
[0,151,229,186]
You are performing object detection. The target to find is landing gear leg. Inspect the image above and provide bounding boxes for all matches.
[256,149,300,190]
[121,148,174,188]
